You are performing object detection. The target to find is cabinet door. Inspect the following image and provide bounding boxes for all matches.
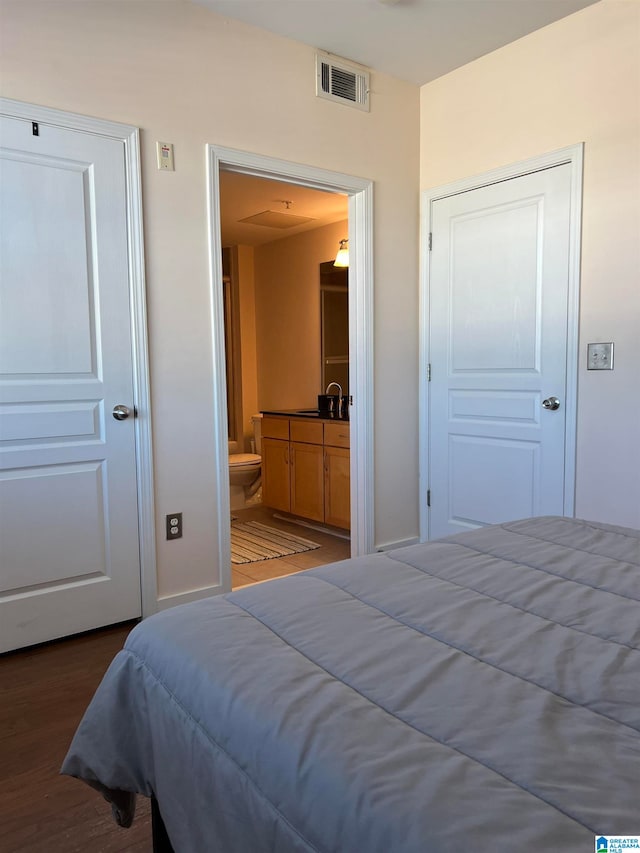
[324,445,351,529]
[290,441,324,522]
[261,437,290,513]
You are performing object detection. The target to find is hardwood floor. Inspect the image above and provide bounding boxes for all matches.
[231,505,352,589]
[0,508,348,851]
[0,623,151,852]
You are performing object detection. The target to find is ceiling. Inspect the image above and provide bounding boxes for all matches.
[219,171,348,247]
[193,0,598,86]
[213,1,598,245]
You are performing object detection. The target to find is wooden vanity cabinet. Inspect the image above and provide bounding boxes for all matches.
[290,442,324,522]
[324,446,350,529]
[261,415,350,530]
[289,420,324,520]
[261,436,291,513]
[261,417,292,512]
[323,423,351,530]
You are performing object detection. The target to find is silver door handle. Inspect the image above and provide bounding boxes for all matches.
[542,396,561,411]
[112,404,131,421]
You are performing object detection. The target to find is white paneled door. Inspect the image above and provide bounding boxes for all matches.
[428,164,572,538]
[0,114,142,652]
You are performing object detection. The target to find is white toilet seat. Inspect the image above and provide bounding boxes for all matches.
[229,453,261,469]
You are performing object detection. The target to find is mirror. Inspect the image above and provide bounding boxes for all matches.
[320,260,348,395]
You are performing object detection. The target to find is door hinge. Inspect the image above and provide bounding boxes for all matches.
[428,232,432,251]
[427,489,431,507]
[427,363,431,382]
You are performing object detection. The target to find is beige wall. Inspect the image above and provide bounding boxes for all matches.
[233,220,348,448]
[1,0,420,599]
[420,0,640,528]
[254,220,348,412]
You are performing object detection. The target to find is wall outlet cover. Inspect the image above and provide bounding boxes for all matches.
[166,512,183,539]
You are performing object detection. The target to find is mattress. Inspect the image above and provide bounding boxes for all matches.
[62,516,640,852]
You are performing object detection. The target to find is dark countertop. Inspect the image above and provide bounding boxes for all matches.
[261,409,349,422]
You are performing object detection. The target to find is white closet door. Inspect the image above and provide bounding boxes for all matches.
[0,114,141,652]
[428,164,572,538]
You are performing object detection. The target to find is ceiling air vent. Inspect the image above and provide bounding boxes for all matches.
[316,51,370,112]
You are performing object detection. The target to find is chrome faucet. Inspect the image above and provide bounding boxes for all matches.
[325,382,344,417]
[325,382,343,398]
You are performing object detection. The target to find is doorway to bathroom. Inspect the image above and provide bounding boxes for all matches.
[206,145,374,592]
[220,174,352,587]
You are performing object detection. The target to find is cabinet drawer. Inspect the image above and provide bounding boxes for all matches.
[290,419,323,445]
[324,422,350,448]
[261,416,290,440]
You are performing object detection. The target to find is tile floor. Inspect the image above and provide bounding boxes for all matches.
[231,505,351,589]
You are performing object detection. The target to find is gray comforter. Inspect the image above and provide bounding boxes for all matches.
[62,517,640,852]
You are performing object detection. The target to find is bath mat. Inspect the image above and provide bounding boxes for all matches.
[231,521,320,565]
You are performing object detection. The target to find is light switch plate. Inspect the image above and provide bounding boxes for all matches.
[587,342,614,370]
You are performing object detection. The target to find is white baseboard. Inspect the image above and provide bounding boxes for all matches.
[376,536,420,552]
[155,584,224,612]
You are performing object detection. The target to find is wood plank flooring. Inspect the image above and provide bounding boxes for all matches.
[0,507,349,850]
[0,622,151,852]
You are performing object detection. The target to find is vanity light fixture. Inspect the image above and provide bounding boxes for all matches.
[334,238,349,267]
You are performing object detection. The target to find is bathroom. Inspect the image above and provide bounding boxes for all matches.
[219,171,352,585]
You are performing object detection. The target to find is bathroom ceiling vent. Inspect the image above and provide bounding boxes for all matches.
[316,51,370,112]
[239,210,314,229]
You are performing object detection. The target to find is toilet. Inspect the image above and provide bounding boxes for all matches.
[228,414,262,510]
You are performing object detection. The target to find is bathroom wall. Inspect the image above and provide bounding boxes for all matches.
[231,219,348,449]
[253,220,349,411]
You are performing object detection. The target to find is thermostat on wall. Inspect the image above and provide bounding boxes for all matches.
[156,141,174,171]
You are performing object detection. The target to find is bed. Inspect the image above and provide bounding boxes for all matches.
[62,516,640,852]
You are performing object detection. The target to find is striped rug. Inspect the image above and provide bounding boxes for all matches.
[231,521,320,565]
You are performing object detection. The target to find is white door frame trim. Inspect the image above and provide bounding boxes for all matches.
[0,97,158,617]
[206,144,374,589]
[419,143,584,541]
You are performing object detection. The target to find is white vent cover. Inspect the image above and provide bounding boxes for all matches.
[316,51,370,112]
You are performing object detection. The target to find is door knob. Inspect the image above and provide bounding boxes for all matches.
[542,396,561,411]
[112,404,131,421]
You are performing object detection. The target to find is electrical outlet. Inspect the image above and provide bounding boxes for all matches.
[166,512,183,540]
[587,342,614,370]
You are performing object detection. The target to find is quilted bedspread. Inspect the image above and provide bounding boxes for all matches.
[62,516,640,852]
